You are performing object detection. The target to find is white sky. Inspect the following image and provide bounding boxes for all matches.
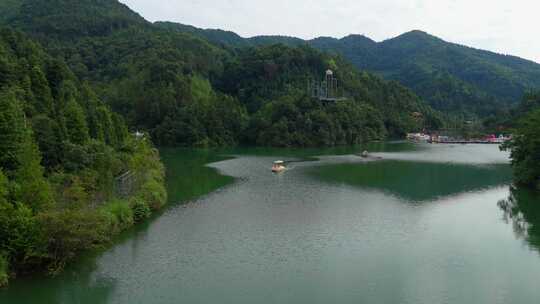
[120,0,540,63]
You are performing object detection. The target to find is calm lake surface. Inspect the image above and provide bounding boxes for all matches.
[2,142,540,304]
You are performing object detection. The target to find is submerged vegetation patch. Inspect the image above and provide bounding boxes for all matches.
[308,160,512,202]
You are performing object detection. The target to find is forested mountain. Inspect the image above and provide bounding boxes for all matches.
[0,27,166,286]
[214,45,443,146]
[155,22,307,48]
[155,22,540,117]
[0,0,445,285]
[0,0,20,23]
[9,0,148,40]
[0,0,535,288]
[0,0,443,148]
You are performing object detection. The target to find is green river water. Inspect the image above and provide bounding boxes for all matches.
[1,142,540,304]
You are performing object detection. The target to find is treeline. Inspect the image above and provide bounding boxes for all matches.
[0,0,445,148]
[0,0,458,287]
[502,91,540,189]
[128,43,444,146]
[0,0,448,286]
[0,28,166,287]
[92,39,445,147]
[156,23,540,119]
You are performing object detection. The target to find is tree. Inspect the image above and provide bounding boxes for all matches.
[32,115,61,169]
[36,210,109,273]
[0,26,168,285]
[0,89,27,172]
[80,83,105,142]
[64,99,90,145]
[13,131,54,213]
[502,109,540,188]
[29,66,54,115]
[0,169,8,206]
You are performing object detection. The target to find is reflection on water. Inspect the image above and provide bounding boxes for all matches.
[0,251,117,304]
[159,148,235,204]
[499,187,540,252]
[1,149,235,304]
[374,143,510,164]
[217,141,424,159]
[309,161,512,202]
[3,144,540,304]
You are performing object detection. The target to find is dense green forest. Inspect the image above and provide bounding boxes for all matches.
[0,0,445,148]
[0,28,166,287]
[0,0,20,23]
[0,0,538,289]
[0,0,448,287]
[502,92,540,189]
[156,22,540,119]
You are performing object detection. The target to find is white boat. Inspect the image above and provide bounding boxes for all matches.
[406,133,431,142]
[272,161,286,173]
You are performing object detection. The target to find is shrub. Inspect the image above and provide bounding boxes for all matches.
[101,199,134,233]
[130,199,151,223]
[0,203,44,273]
[37,210,110,274]
[138,179,167,211]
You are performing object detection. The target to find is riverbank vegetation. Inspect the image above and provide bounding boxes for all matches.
[502,92,540,190]
[0,28,166,287]
[0,0,445,287]
[1,0,538,287]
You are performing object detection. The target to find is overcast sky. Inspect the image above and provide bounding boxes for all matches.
[120,0,540,63]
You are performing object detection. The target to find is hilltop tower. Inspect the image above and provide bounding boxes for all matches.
[308,69,346,102]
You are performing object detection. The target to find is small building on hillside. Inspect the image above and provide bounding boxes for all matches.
[308,70,347,102]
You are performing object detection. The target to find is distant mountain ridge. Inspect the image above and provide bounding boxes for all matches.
[9,0,150,41]
[0,0,443,147]
[155,21,540,116]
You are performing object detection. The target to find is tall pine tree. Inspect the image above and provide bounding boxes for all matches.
[13,128,54,213]
[64,99,90,145]
[0,89,27,172]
